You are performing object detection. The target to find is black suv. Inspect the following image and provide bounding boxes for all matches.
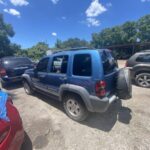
[126,50,150,88]
[0,56,34,88]
[22,48,132,121]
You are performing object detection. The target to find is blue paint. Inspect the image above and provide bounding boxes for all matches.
[0,91,9,122]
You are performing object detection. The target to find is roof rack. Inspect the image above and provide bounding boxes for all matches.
[142,50,150,52]
[52,47,94,54]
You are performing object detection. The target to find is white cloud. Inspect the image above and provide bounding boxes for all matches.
[86,0,107,17]
[141,0,150,2]
[3,8,21,17]
[10,0,29,6]
[106,2,112,7]
[61,16,66,20]
[86,17,100,27]
[51,0,59,4]
[0,0,4,4]
[52,32,57,36]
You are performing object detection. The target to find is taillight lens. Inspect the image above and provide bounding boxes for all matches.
[95,81,106,97]
[125,61,128,67]
[0,68,6,77]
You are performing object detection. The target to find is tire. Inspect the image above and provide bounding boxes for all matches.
[23,80,34,95]
[117,68,132,100]
[63,94,89,122]
[135,73,150,88]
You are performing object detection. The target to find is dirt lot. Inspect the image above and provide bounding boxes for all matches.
[4,61,150,150]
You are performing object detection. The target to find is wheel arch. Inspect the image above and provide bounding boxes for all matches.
[59,84,93,112]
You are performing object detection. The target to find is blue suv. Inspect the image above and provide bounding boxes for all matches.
[22,48,132,121]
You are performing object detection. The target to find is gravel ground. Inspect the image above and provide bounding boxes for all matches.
[3,61,150,150]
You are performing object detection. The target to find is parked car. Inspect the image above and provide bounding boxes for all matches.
[0,56,34,88]
[126,50,150,88]
[22,48,132,121]
[0,91,24,150]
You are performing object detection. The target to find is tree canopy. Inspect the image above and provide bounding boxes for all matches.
[55,38,90,49]
[0,14,18,58]
[1,13,150,60]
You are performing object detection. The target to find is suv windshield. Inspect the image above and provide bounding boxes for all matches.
[3,57,32,68]
[101,50,118,75]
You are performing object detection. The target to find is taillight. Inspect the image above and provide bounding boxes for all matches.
[0,68,6,77]
[125,61,128,67]
[95,81,106,97]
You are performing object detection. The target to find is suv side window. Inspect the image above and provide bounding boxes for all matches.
[73,54,92,76]
[136,54,150,63]
[37,58,49,72]
[51,55,68,74]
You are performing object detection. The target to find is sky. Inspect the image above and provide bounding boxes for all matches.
[0,0,150,49]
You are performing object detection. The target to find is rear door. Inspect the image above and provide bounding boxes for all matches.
[101,50,118,94]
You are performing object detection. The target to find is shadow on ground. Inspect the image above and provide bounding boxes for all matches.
[82,100,132,131]
[33,92,132,132]
[21,132,33,150]
[4,82,23,91]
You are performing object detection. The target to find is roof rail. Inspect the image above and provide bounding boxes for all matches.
[142,50,150,52]
[52,47,94,54]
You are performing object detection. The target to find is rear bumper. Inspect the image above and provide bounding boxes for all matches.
[1,76,22,83]
[89,95,118,113]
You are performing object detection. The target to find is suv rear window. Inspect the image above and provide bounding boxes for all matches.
[73,54,92,76]
[3,57,32,68]
[101,50,117,75]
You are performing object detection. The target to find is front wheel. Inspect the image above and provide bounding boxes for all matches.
[135,73,150,88]
[63,95,89,122]
[23,80,34,95]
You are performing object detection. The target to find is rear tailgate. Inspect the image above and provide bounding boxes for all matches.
[6,65,33,77]
[3,57,34,77]
[101,50,119,95]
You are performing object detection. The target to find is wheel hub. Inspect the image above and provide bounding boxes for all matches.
[66,99,80,117]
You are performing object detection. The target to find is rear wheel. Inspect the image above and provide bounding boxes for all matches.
[23,80,34,95]
[63,94,89,122]
[135,73,150,88]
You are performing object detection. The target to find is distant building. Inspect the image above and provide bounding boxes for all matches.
[46,50,52,55]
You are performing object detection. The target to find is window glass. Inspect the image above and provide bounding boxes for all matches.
[101,51,117,75]
[73,54,92,76]
[136,54,150,63]
[3,57,32,68]
[51,55,68,74]
[37,58,49,72]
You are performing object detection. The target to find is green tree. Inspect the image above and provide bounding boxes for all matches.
[137,15,150,42]
[0,14,16,58]
[55,38,89,49]
[27,42,49,60]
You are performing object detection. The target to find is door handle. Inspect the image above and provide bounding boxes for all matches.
[59,77,67,80]
[39,75,46,78]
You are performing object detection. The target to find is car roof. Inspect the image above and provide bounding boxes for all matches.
[1,56,29,61]
[46,48,109,57]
